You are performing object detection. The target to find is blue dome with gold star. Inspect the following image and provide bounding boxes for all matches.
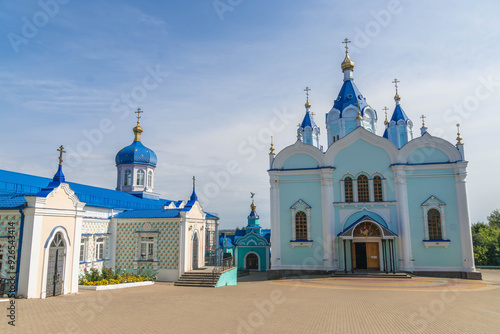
[115,141,157,167]
[115,117,157,167]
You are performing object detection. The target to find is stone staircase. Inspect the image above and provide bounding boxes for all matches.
[174,270,221,288]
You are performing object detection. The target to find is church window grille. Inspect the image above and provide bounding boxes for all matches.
[136,170,145,186]
[344,177,353,202]
[428,209,442,240]
[374,176,383,202]
[147,171,153,188]
[140,237,155,260]
[95,238,105,260]
[295,211,308,240]
[124,170,132,186]
[357,175,369,202]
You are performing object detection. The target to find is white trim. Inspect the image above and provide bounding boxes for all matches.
[421,195,447,240]
[290,241,313,248]
[243,251,261,271]
[290,200,311,241]
[423,241,450,248]
[269,175,281,268]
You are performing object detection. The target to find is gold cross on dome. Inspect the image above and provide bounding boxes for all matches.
[342,38,351,52]
[392,78,400,93]
[304,86,311,98]
[57,145,66,165]
[421,115,426,127]
[354,100,362,110]
[135,108,143,123]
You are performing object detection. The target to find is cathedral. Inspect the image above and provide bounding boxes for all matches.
[268,40,478,278]
[0,111,219,299]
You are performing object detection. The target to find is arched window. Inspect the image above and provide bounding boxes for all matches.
[428,209,442,240]
[124,169,132,186]
[374,176,383,202]
[295,211,307,240]
[147,171,153,188]
[344,177,353,202]
[357,175,369,202]
[136,170,145,186]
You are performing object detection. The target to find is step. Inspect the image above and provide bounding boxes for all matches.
[332,272,412,279]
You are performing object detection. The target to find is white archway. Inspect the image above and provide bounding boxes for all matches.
[41,226,72,299]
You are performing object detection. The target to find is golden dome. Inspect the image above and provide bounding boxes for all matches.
[356,111,363,120]
[133,123,143,142]
[305,98,311,109]
[341,52,355,72]
[394,93,401,101]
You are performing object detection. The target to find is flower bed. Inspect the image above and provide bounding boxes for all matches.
[79,268,156,287]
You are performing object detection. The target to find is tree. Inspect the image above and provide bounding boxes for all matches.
[487,209,500,229]
[471,211,500,266]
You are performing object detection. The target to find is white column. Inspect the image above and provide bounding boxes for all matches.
[320,169,336,270]
[353,180,358,202]
[71,205,85,294]
[455,167,475,271]
[392,166,413,271]
[368,179,374,202]
[269,173,281,269]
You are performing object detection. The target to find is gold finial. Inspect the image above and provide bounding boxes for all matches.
[250,192,257,211]
[304,86,311,108]
[57,145,66,165]
[269,136,275,155]
[341,38,355,72]
[421,115,427,128]
[456,123,463,145]
[392,78,401,101]
[297,123,302,137]
[383,106,389,125]
[356,111,363,120]
[133,108,144,142]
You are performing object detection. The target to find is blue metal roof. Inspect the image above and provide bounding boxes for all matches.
[332,80,370,116]
[0,169,173,210]
[300,111,318,129]
[113,209,181,219]
[390,104,409,123]
[115,141,157,167]
[206,212,219,219]
[383,128,388,139]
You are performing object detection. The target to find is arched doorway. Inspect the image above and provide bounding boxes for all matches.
[46,232,66,297]
[246,253,259,270]
[192,232,199,270]
[352,221,381,270]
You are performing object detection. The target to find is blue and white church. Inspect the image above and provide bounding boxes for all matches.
[268,40,478,278]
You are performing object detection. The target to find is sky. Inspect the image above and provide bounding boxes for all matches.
[0,0,499,228]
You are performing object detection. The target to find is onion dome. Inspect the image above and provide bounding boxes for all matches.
[341,52,355,72]
[115,110,157,167]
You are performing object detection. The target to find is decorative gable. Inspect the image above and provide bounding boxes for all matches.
[421,196,446,207]
[235,231,269,246]
[290,199,311,211]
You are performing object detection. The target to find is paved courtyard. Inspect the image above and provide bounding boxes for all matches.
[2,270,500,334]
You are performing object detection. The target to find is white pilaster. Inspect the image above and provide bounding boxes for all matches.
[368,179,374,202]
[320,169,336,270]
[269,173,281,269]
[392,166,413,272]
[455,167,475,272]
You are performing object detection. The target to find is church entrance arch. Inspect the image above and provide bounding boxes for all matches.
[339,218,397,274]
[46,232,66,297]
[245,252,259,270]
[192,232,199,270]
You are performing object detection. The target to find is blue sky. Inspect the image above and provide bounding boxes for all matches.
[0,0,499,228]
